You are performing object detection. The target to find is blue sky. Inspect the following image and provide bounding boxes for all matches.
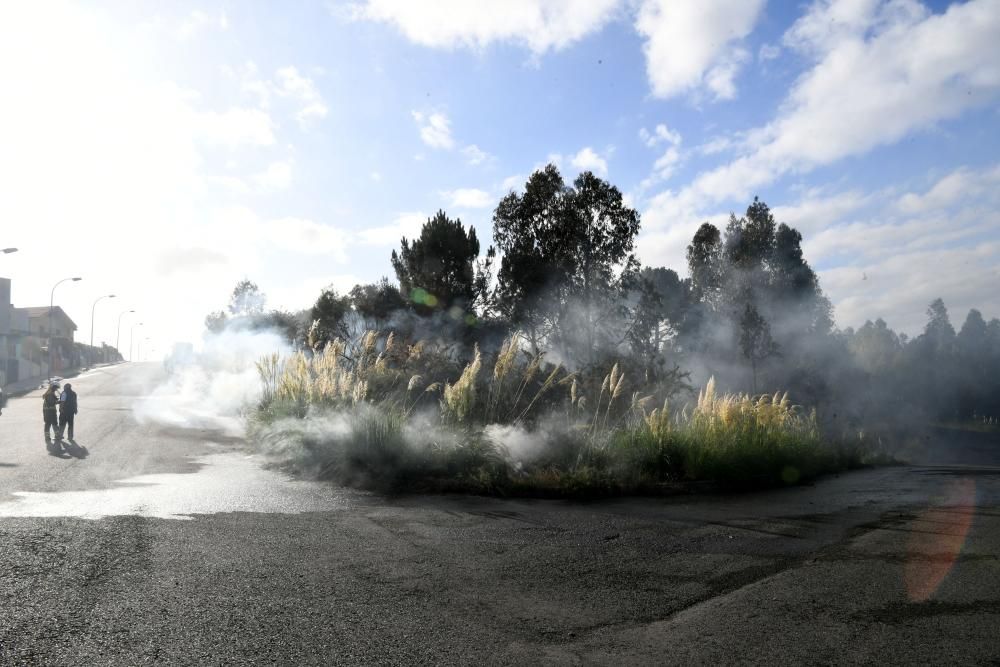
[0,0,998,354]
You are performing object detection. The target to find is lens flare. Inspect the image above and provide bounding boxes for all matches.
[904,477,976,602]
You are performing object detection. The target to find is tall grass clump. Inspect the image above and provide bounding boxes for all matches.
[250,329,872,496]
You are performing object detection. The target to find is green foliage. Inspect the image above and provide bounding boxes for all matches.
[252,328,866,496]
[740,303,779,393]
[309,287,352,349]
[390,210,489,316]
[681,197,832,395]
[492,164,641,364]
[229,279,266,317]
[349,278,406,330]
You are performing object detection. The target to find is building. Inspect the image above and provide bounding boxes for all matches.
[0,276,107,387]
[20,305,79,375]
[0,277,38,385]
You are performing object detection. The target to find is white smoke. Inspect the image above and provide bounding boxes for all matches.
[133,326,290,436]
[483,423,546,464]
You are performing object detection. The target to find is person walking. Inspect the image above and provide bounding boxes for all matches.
[42,382,60,444]
[59,382,78,441]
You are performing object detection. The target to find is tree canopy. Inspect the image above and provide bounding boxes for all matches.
[390,210,488,317]
[492,164,640,364]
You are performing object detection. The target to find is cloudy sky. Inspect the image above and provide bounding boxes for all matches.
[0,0,998,355]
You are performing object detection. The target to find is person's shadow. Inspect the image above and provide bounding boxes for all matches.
[63,440,89,459]
[46,440,71,458]
[46,439,88,459]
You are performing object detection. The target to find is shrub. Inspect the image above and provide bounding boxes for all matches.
[252,332,873,496]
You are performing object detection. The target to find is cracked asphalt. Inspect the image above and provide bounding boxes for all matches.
[1,363,998,665]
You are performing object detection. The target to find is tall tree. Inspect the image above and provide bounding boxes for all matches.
[686,222,722,304]
[349,278,406,330]
[627,267,689,362]
[921,298,956,354]
[493,164,640,365]
[309,287,351,349]
[956,308,988,357]
[390,210,487,316]
[739,303,779,394]
[492,164,568,348]
[849,318,901,373]
[228,279,266,317]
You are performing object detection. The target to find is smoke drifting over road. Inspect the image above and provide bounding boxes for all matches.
[133,326,290,437]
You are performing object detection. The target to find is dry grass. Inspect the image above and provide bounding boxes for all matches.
[251,330,867,495]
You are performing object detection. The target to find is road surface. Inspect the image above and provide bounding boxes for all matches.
[0,363,997,665]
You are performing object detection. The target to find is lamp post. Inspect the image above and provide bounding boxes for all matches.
[129,322,144,362]
[89,294,115,368]
[116,309,134,362]
[49,277,82,382]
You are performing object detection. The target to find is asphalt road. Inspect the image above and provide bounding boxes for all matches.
[1,363,998,665]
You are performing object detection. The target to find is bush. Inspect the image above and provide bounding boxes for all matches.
[251,335,875,497]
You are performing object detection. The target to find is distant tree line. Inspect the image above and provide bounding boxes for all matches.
[205,163,1000,432]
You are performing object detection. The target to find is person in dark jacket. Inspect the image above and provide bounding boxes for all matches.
[59,383,78,441]
[42,382,60,443]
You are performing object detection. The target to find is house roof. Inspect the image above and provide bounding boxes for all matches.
[19,306,77,330]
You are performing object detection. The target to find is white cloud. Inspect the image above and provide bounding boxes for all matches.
[444,188,492,209]
[650,146,681,179]
[252,160,294,190]
[176,10,228,40]
[645,0,1000,223]
[462,143,492,165]
[268,274,362,311]
[233,62,328,129]
[698,135,736,156]
[197,107,275,148]
[636,210,731,273]
[570,146,608,176]
[275,66,329,127]
[501,174,525,192]
[357,212,427,245]
[638,163,1000,335]
[532,152,565,173]
[758,43,781,62]
[411,111,454,150]
[210,174,251,194]
[355,0,765,100]
[638,123,683,188]
[353,0,622,54]
[264,217,350,260]
[895,165,1000,214]
[770,188,870,236]
[635,0,765,100]
[822,242,1000,335]
[639,123,682,148]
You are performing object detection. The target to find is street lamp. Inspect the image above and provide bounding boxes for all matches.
[129,322,144,362]
[116,309,135,362]
[89,294,116,367]
[49,277,82,382]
